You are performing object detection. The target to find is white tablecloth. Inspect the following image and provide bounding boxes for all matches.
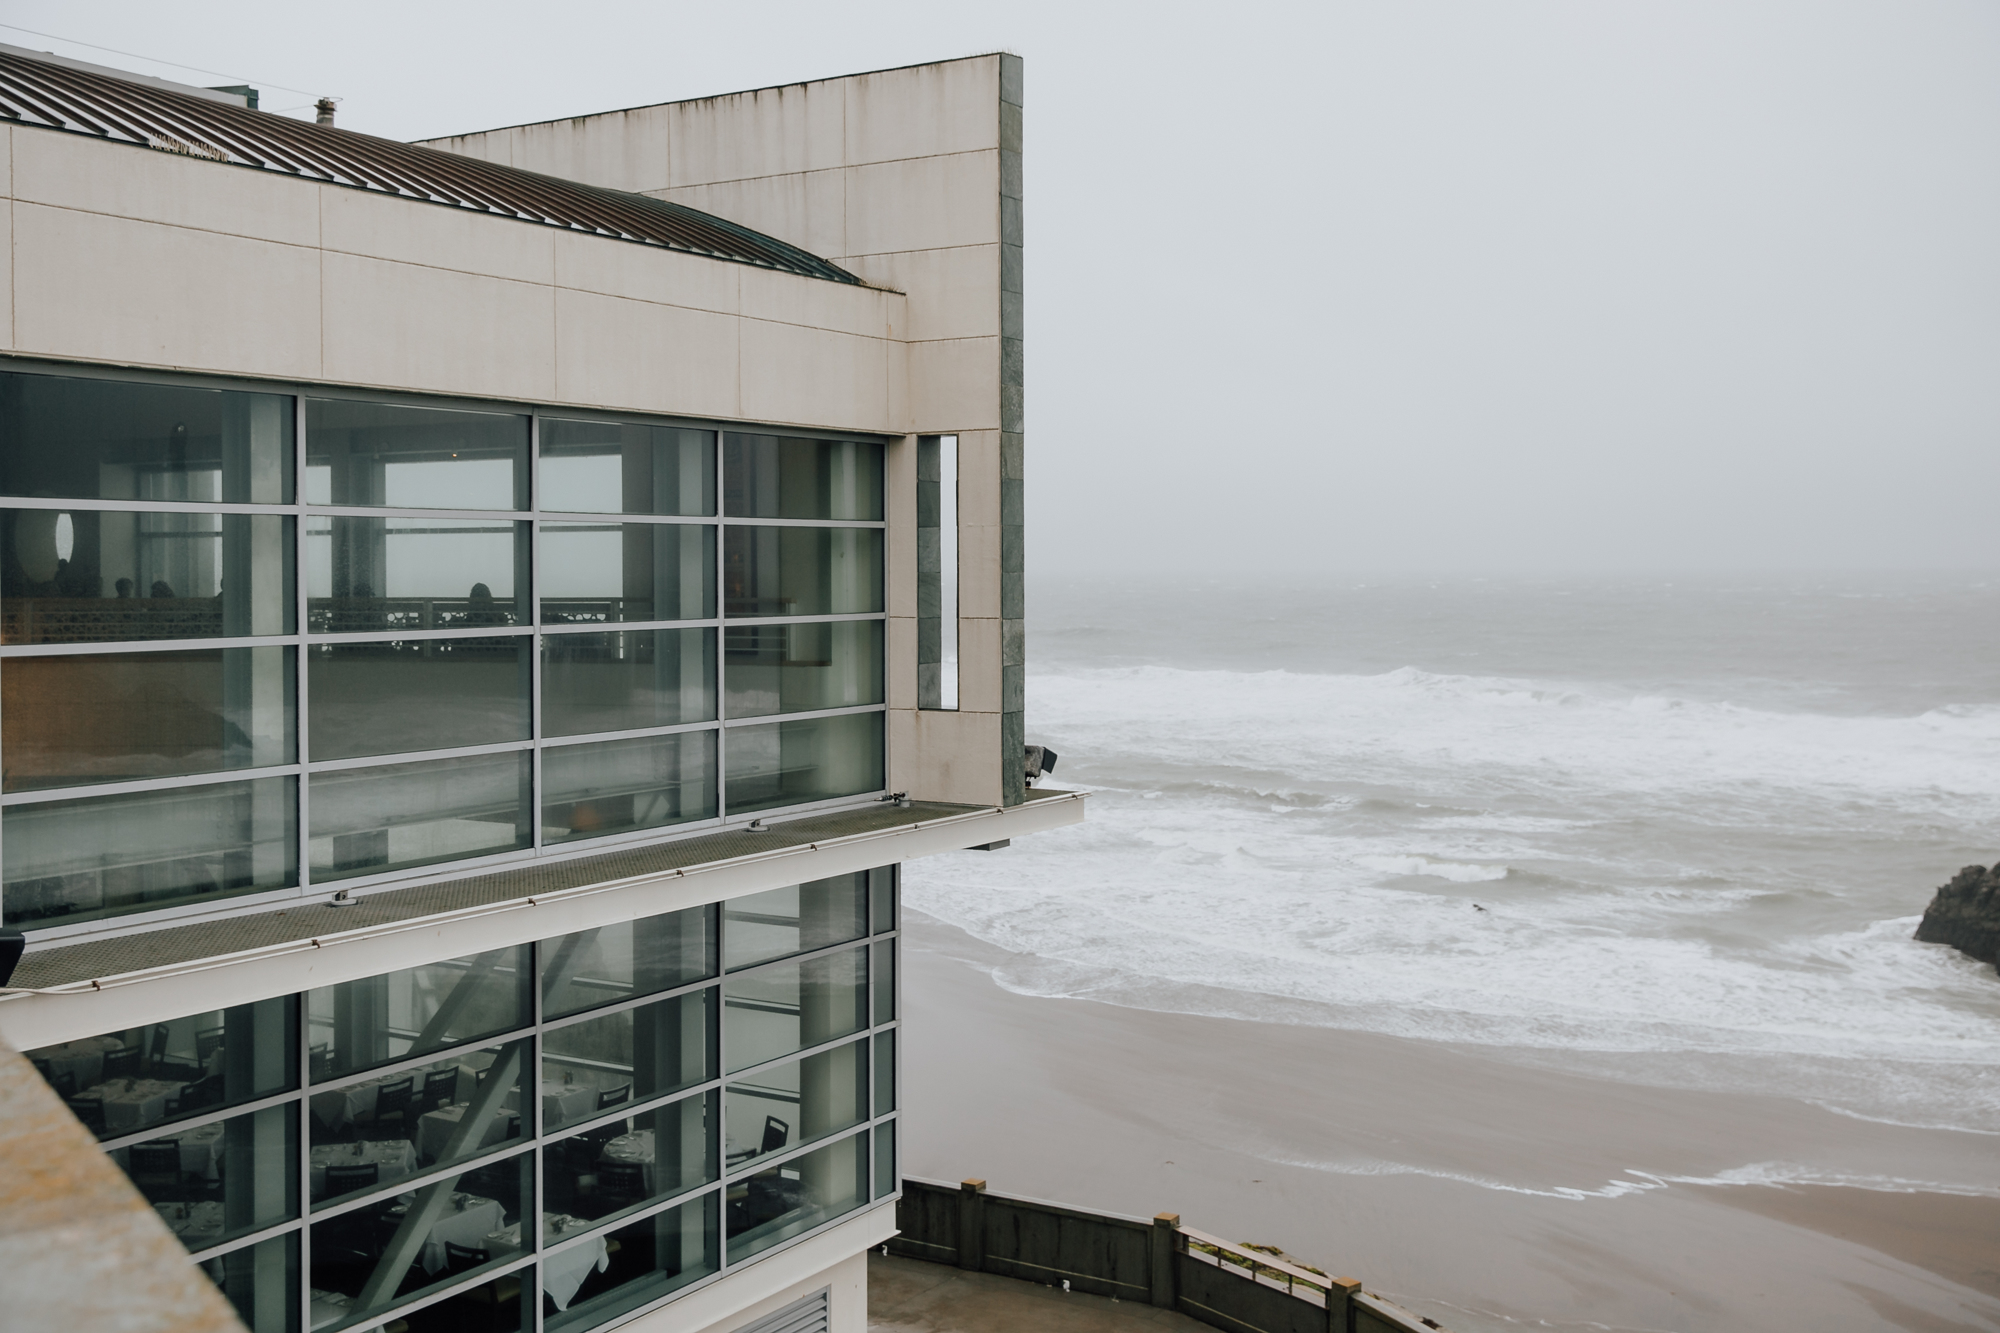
[414,1102,512,1164]
[153,1200,226,1250]
[311,1066,475,1132]
[307,1289,390,1333]
[484,1214,608,1310]
[506,1077,602,1130]
[309,1139,419,1198]
[39,1036,125,1091]
[82,1078,187,1132]
[398,1192,505,1274]
[168,1122,226,1180]
[600,1129,656,1194]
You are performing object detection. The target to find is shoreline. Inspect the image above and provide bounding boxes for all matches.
[899,911,2000,1332]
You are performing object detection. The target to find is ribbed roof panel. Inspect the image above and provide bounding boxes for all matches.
[0,49,861,285]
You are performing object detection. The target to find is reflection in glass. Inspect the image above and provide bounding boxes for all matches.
[874,940,895,1026]
[540,905,716,1022]
[541,420,715,517]
[24,996,297,1141]
[723,712,884,815]
[723,434,882,521]
[2,777,297,928]
[723,945,867,1074]
[541,522,714,624]
[309,637,529,761]
[307,517,527,632]
[310,1041,528,1203]
[0,369,292,503]
[542,1091,717,1230]
[202,1231,299,1333]
[308,946,531,1083]
[725,1038,866,1173]
[3,646,294,791]
[544,1193,718,1329]
[723,526,882,618]
[724,619,883,719]
[115,1104,298,1252]
[309,752,530,881]
[541,629,715,737]
[540,989,713,1133]
[869,865,896,936]
[725,1131,868,1262]
[307,1149,531,1331]
[721,874,869,973]
[542,731,716,845]
[1,510,293,645]
[305,398,527,510]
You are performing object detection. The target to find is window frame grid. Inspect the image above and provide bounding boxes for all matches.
[0,359,894,938]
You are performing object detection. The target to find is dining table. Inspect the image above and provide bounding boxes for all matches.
[599,1129,657,1194]
[484,1213,610,1310]
[413,1102,513,1164]
[39,1036,126,1091]
[310,1065,476,1132]
[378,1191,507,1275]
[505,1075,603,1131]
[80,1077,188,1133]
[153,1200,226,1251]
[309,1139,420,1198]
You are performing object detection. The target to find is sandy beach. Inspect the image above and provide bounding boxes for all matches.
[898,911,2000,1333]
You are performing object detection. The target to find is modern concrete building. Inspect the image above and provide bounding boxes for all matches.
[0,45,1078,1333]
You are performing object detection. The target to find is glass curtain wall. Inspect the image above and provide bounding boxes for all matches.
[24,866,901,1333]
[0,366,888,931]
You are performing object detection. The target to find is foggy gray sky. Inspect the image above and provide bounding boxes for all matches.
[13,1,1999,574]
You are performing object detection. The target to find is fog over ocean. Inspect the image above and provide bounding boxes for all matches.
[908,574,2000,1163]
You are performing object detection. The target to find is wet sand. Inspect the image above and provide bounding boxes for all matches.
[898,913,2000,1333]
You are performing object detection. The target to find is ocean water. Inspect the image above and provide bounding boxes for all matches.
[905,574,2000,1137]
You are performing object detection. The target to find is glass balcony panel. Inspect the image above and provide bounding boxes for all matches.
[308,637,529,762]
[725,1038,866,1175]
[541,521,714,625]
[543,1193,718,1329]
[723,618,883,720]
[541,1090,718,1231]
[0,369,292,503]
[723,526,883,618]
[114,1103,298,1253]
[723,712,884,815]
[869,865,897,935]
[541,731,716,846]
[1,510,294,645]
[25,996,297,1141]
[541,420,715,517]
[310,1040,530,1205]
[203,1232,300,1333]
[308,946,531,1083]
[307,518,527,632]
[540,628,715,737]
[722,434,882,521]
[2,776,297,928]
[305,399,527,510]
[2,645,294,791]
[308,752,531,882]
[723,945,867,1074]
[540,905,716,1022]
[721,874,869,973]
[724,1130,869,1263]
[307,1149,531,1332]
[541,989,715,1134]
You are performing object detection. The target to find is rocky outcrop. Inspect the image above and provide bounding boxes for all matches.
[1915,864,2000,972]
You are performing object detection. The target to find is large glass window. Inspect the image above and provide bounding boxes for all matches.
[305,399,527,510]
[541,522,714,624]
[3,646,294,790]
[724,712,886,814]
[541,629,716,737]
[29,865,897,1332]
[1,510,293,644]
[0,366,886,925]
[542,420,715,517]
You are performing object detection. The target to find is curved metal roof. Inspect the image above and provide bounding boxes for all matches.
[0,49,860,285]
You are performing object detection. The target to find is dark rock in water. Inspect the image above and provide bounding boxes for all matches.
[1914,864,2000,972]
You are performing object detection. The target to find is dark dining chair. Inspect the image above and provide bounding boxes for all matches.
[67,1096,106,1134]
[596,1084,632,1112]
[324,1162,381,1198]
[195,1027,226,1063]
[147,1025,171,1070]
[443,1242,490,1275]
[596,1160,647,1207]
[420,1067,459,1114]
[760,1115,790,1154]
[127,1141,183,1194]
[365,1078,416,1139]
[100,1047,141,1082]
